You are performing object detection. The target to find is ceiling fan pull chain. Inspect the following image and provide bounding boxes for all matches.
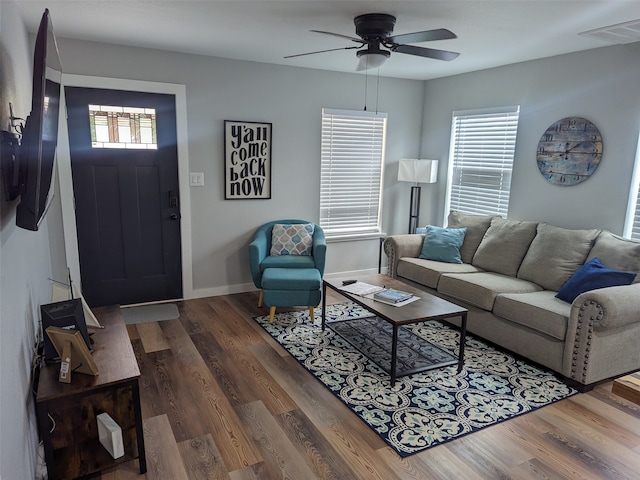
[375,68,380,114]
[363,67,368,111]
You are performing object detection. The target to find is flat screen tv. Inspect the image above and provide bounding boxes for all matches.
[15,9,62,231]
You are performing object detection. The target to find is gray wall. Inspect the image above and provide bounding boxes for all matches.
[420,42,640,232]
[0,2,64,478]
[55,38,426,293]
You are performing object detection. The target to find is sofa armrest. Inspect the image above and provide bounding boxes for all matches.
[564,283,640,385]
[383,234,424,278]
[571,283,640,332]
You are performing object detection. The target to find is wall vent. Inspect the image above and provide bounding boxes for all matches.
[579,19,640,44]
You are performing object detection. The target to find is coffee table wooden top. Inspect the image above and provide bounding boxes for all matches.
[324,274,467,325]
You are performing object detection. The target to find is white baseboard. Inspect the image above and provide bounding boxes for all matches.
[324,268,382,279]
[187,268,385,300]
[189,282,256,300]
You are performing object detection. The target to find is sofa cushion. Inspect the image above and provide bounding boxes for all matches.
[472,217,538,277]
[438,272,543,311]
[446,210,496,264]
[587,231,640,283]
[555,257,637,303]
[494,291,570,341]
[397,257,483,289]
[517,223,600,291]
[419,225,467,263]
[270,223,314,256]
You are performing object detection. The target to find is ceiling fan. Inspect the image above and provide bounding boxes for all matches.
[285,13,460,71]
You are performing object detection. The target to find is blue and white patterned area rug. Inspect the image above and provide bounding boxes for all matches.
[254,302,577,457]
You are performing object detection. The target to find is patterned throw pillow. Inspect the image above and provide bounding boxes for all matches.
[270,223,315,256]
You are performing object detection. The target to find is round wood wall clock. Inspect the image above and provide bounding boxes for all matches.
[536,117,603,186]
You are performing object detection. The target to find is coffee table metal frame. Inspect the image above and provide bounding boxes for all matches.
[322,275,468,387]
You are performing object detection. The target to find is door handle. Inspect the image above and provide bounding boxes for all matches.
[170,213,181,220]
[168,190,179,208]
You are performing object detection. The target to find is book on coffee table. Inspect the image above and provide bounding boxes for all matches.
[374,288,414,304]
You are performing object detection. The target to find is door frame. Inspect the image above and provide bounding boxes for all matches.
[57,74,194,301]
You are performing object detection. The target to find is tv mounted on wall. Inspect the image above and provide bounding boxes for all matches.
[2,9,62,231]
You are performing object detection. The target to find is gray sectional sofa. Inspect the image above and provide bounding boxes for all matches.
[383,211,640,391]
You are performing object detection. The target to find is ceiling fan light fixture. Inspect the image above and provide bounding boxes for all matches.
[356,48,390,70]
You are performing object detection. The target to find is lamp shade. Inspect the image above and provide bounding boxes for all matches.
[398,159,438,184]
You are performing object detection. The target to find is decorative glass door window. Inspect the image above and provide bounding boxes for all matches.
[89,105,157,149]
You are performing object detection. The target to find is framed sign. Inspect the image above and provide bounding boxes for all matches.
[224,120,272,199]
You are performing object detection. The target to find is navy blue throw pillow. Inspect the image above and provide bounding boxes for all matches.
[555,257,636,303]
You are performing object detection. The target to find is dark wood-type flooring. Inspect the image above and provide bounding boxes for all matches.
[93,291,640,480]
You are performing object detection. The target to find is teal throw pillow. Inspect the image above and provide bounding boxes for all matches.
[555,257,636,303]
[419,225,467,264]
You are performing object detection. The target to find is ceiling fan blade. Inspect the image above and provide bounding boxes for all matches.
[311,30,364,43]
[284,45,360,59]
[388,28,457,45]
[393,44,460,61]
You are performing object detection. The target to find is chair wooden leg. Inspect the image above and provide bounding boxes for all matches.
[269,306,276,323]
[309,306,314,323]
[258,289,264,307]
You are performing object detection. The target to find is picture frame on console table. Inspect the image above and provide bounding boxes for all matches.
[224,120,272,199]
[41,298,92,364]
[45,326,98,383]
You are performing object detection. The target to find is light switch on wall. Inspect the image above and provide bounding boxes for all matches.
[190,172,205,186]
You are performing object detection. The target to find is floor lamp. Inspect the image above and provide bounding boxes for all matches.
[398,159,439,234]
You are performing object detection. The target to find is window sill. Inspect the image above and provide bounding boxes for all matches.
[325,232,386,243]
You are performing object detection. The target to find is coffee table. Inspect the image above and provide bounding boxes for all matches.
[322,274,468,386]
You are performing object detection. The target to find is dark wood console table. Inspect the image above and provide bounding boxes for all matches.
[35,305,146,479]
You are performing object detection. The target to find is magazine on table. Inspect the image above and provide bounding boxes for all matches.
[338,281,385,296]
[338,281,419,306]
[373,295,420,307]
[373,288,414,304]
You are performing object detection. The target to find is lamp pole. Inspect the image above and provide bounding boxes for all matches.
[408,184,421,234]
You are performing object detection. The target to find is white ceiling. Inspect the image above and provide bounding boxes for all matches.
[14,0,640,81]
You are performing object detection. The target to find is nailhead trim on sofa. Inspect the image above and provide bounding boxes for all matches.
[573,300,602,383]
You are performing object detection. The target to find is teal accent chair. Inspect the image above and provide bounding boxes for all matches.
[248,219,326,322]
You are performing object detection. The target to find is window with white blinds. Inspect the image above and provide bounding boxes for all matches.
[624,142,640,240]
[320,108,387,237]
[446,106,520,218]
[629,196,640,240]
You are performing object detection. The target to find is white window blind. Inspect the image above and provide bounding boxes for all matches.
[623,135,640,240]
[320,108,387,236]
[625,174,640,241]
[630,195,640,240]
[446,106,520,218]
